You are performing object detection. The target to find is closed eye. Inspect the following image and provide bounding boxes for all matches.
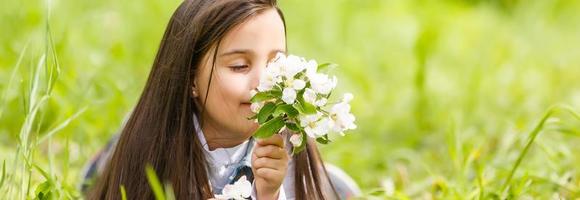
[229,65,249,72]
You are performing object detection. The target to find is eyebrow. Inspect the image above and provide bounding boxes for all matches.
[219,49,286,57]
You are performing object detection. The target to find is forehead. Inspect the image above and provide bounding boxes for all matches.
[218,8,286,55]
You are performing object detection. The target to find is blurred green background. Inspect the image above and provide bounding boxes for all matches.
[2,0,580,199]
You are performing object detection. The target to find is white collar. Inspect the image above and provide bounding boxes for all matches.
[193,114,255,192]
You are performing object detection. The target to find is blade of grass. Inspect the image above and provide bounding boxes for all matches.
[145,165,166,200]
[0,40,29,119]
[0,160,5,189]
[164,183,176,200]
[37,107,87,144]
[120,185,127,200]
[501,105,580,195]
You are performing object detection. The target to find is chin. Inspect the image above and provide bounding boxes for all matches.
[248,122,259,132]
[241,123,259,137]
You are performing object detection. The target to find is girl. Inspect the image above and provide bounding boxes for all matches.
[85,0,359,199]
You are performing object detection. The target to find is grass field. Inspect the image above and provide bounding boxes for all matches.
[2,0,580,199]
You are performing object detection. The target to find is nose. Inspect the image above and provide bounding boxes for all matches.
[250,61,267,90]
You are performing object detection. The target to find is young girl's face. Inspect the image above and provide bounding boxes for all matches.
[195,8,286,142]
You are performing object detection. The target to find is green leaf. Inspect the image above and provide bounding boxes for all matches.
[285,122,300,132]
[295,90,316,115]
[145,165,166,200]
[316,135,330,144]
[368,189,386,196]
[292,103,305,113]
[300,100,317,114]
[34,181,52,200]
[32,164,55,200]
[273,104,299,118]
[33,164,51,180]
[253,116,285,139]
[258,102,277,124]
[250,91,281,103]
[250,91,271,102]
[295,90,317,114]
[317,63,337,72]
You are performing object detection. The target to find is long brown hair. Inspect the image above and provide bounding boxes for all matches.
[89,0,337,199]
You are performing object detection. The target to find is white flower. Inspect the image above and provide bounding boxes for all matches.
[311,117,331,138]
[250,53,356,154]
[281,55,307,78]
[328,101,357,135]
[303,88,317,104]
[250,89,258,97]
[342,93,354,103]
[214,176,252,200]
[257,63,283,92]
[299,112,321,128]
[305,60,318,76]
[285,78,306,91]
[265,61,281,77]
[257,72,279,92]
[289,134,303,147]
[282,88,297,104]
[299,113,329,138]
[308,73,337,95]
[314,98,327,107]
[303,88,328,107]
[250,101,264,113]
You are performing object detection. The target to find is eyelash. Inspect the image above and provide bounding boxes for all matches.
[229,65,249,72]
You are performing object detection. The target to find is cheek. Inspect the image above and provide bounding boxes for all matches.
[204,74,258,133]
[206,74,248,116]
[215,75,246,102]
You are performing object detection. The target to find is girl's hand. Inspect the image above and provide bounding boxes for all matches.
[251,134,289,199]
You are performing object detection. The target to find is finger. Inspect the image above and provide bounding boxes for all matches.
[255,167,285,181]
[256,134,284,148]
[253,145,287,159]
[252,157,288,171]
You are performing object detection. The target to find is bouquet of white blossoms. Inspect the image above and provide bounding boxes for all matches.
[249,53,357,154]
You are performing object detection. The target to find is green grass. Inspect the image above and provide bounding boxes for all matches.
[2,0,580,199]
